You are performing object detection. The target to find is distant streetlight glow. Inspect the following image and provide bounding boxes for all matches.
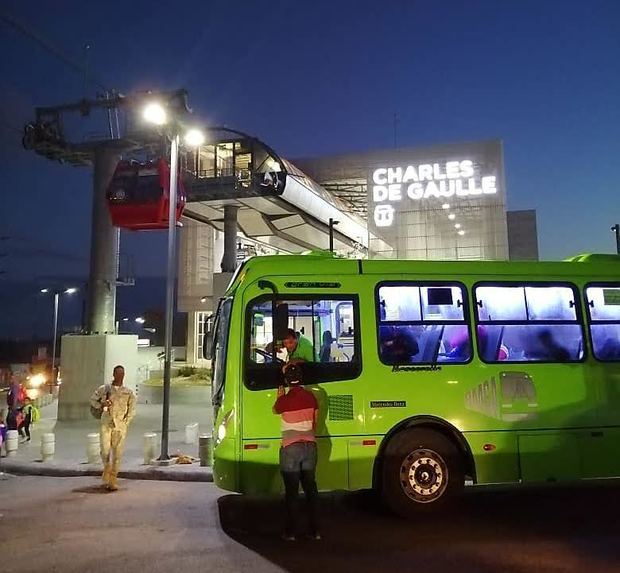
[184,128,205,147]
[143,102,167,126]
[448,213,456,221]
[40,286,77,391]
[454,223,461,229]
[458,230,465,236]
[135,317,146,325]
[441,203,450,210]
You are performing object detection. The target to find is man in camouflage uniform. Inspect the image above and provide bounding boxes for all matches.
[90,365,136,491]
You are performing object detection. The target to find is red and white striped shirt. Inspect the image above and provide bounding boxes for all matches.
[274,387,318,448]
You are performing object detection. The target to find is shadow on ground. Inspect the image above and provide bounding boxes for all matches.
[218,482,620,573]
[72,484,112,494]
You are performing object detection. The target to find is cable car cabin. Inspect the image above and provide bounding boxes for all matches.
[107,158,186,230]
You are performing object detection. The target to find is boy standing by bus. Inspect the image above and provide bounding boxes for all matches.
[273,364,320,541]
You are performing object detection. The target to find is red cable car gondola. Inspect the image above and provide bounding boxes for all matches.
[107,158,186,230]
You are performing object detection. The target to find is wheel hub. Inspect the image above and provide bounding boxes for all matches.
[400,449,448,503]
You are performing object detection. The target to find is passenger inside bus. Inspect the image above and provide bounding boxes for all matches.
[536,329,570,361]
[283,328,316,367]
[379,326,420,364]
[594,338,620,361]
[319,331,335,363]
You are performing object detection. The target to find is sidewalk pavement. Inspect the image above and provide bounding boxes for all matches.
[1,399,214,482]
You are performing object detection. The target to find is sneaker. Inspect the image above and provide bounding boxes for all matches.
[281,532,296,542]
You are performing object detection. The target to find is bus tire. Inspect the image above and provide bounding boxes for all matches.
[381,428,464,516]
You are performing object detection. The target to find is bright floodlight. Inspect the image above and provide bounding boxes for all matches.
[135,317,146,324]
[448,213,456,220]
[441,203,450,210]
[184,128,205,147]
[143,102,167,126]
[40,288,49,293]
[65,287,78,294]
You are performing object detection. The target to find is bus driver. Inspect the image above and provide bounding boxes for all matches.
[282,328,315,368]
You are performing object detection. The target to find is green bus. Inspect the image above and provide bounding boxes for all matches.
[208,252,620,514]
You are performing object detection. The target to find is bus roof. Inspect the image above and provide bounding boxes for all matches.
[226,252,620,294]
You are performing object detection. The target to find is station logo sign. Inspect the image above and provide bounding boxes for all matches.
[369,158,499,228]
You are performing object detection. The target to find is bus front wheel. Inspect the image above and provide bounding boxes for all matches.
[381,428,464,516]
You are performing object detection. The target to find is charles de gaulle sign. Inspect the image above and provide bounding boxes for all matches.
[367,141,503,229]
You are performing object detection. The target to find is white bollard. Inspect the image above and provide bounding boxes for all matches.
[6,430,19,457]
[41,433,55,462]
[86,433,100,464]
[143,432,157,465]
[184,422,199,445]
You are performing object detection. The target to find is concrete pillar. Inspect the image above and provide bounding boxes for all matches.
[86,147,120,334]
[221,205,239,272]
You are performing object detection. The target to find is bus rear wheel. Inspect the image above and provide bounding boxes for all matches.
[381,428,464,516]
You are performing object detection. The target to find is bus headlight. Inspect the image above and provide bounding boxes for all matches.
[217,422,227,442]
[216,408,234,445]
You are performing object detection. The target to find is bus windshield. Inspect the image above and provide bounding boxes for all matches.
[212,297,233,408]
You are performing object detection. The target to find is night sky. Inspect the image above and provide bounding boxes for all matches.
[1,0,619,336]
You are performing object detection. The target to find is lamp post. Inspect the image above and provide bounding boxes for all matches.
[143,102,205,461]
[611,224,620,255]
[41,287,78,392]
[328,218,339,252]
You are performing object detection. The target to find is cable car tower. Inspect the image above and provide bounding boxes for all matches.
[23,89,191,335]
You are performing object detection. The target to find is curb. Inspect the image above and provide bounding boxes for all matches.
[0,460,213,482]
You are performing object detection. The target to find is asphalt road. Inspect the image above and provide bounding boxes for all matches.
[1,475,619,573]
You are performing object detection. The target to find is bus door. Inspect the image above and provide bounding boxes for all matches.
[241,287,363,493]
[474,283,597,482]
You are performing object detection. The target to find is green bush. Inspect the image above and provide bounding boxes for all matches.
[178,366,197,377]
[191,367,210,380]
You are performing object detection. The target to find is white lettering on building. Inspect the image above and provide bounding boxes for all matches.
[370,158,498,228]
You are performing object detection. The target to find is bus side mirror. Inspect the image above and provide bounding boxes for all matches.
[203,331,214,360]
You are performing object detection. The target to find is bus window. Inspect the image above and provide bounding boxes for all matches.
[475,283,584,363]
[585,285,620,361]
[245,296,360,390]
[377,284,471,365]
[212,298,233,408]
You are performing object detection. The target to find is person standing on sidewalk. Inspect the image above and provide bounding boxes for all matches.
[89,365,136,491]
[273,364,321,541]
[18,398,36,443]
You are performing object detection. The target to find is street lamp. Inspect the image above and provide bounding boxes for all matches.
[143,102,167,126]
[143,102,205,461]
[41,287,78,392]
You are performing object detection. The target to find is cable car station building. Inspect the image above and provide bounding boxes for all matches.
[179,137,539,364]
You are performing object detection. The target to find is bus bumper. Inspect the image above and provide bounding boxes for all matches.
[213,437,239,492]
